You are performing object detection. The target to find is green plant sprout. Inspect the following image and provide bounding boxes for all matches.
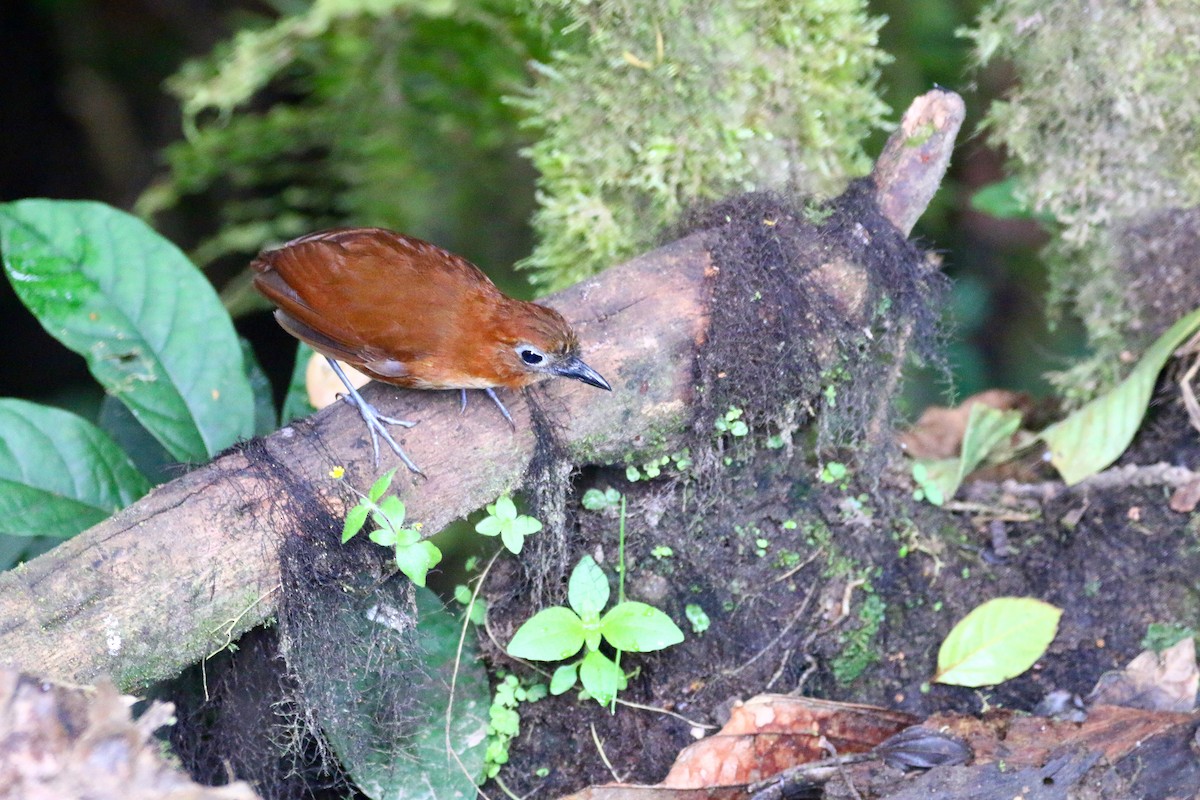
[910,461,946,506]
[475,495,542,554]
[582,486,622,511]
[339,467,441,587]
[684,604,710,634]
[714,406,750,437]
[483,673,547,780]
[651,546,673,560]
[819,461,848,484]
[454,584,488,626]
[506,555,684,706]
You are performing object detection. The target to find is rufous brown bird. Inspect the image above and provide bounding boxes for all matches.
[252,227,611,472]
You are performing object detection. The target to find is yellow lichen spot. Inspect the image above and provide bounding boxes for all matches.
[329,466,345,480]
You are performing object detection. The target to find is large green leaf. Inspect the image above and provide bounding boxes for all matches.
[0,399,150,538]
[240,338,278,437]
[326,586,489,800]
[0,200,255,461]
[280,342,318,425]
[934,597,1062,687]
[1041,305,1200,485]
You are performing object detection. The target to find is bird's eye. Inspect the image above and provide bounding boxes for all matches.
[520,349,544,365]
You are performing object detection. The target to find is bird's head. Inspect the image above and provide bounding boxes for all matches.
[494,301,612,391]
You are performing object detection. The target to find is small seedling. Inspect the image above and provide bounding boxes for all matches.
[339,468,442,587]
[714,405,749,437]
[910,461,946,505]
[454,584,488,626]
[484,673,547,779]
[819,461,848,484]
[475,495,542,554]
[582,486,622,511]
[684,604,710,634]
[506,555,684,706]
[651,545,673,560]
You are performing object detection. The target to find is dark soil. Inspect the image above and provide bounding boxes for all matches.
[478,397,1200,798]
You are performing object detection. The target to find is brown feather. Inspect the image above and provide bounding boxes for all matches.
[252,228,580,389]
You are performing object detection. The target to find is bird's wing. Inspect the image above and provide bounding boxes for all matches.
[252,228,499,382]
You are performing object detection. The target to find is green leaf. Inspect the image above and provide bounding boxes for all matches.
[372,494,405,529]
[493,495,517,520]
[0,399,150,538]
[240,338,277,437]
[969,177,1034,221]
[511,515,543,537]
[97,395,175,484]
[368,468,397,503]
[568,556,610,618]
[506,607,585,661]
[280,343,317,424]
[0,200,255,461]
[581,488,610,510]
[500,524,524,555]
[329,586,489,800]
[912,404,1022,503]
[935,597,1062,687]
[1041,305,1200,484]
[600,601,685,653]
[579,650,621,706]
[368,527,398,547]
[342,503,369,542]
[475,516,503,537]
[395,540,442,587]
[549,663,579,695]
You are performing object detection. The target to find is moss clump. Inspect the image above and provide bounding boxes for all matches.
[967,2,1200,402]
[515,0,892,290]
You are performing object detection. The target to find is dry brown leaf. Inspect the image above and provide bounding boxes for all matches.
[661,695,915,788]
[927,704,1197,767]
[1088,636,1199,711]
[899,389,1030,460]
[1169,476,1200,513]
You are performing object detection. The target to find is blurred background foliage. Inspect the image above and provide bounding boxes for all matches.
[2,0,1111,428]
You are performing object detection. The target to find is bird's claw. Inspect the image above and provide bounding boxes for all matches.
[327,358,422,474]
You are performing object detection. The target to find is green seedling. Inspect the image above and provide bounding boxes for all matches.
[484,673,547,779]
[475,495,543,554]
[714,405,749,437]
[684,604,710,634]
[506,555,684,706]
[582,486,622,511]
[340,468,441,587]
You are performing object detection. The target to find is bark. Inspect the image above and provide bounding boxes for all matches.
[0,90,965,689]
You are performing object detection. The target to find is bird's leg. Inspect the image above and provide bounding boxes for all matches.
[484,388,516,429]
[327,358,422,474]
[457,387,515,429]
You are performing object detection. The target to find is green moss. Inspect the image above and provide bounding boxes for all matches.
[516,0,891,290]
[966,2,1200,402]
[830,590,885,685]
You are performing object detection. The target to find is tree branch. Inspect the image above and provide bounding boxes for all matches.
[0,90,965,689]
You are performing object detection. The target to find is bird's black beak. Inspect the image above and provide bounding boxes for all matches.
[554,355,612,391]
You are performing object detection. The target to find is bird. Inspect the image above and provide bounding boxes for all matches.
[251,227,611,472]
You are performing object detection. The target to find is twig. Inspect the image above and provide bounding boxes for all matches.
[590,722,625,783]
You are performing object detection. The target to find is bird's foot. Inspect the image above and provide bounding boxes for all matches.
[327,358,422,474]
[456,388,516,429]
[485,388,516,429]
